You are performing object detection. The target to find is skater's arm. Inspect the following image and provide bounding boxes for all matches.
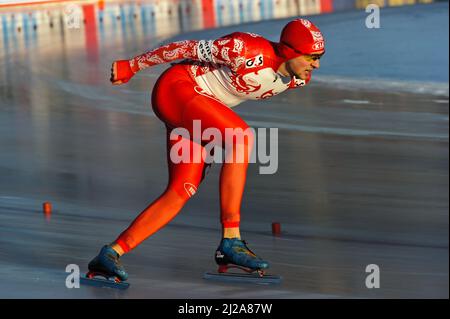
[130,34,247,72]
[128,40,200,73]
[110,40,199,85]
[111,34,248,85]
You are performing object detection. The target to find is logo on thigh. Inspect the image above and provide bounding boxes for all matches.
[184,182,197,197]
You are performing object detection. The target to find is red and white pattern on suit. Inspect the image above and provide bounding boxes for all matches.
[114,32,313,253]
[129,32,311,108]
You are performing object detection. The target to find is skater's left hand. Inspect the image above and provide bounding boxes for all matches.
[110,60,135,85]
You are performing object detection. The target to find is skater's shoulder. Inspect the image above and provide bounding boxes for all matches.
[218,32,276,63]
[217,32,269,48]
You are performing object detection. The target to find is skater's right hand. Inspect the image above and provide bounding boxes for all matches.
[110,60,135,85]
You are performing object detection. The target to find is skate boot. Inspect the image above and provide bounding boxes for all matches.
[87,245,128,283]
[215,238,269,277]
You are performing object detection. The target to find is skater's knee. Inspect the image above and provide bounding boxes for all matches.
[166,180,200,202]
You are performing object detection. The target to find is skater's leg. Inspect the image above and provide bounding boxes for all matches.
[219,138,253,238]
[111,65,253,254]
[179,95,255,239]
[112,128,207,254]
[151,66,254,239]
[157,80,268,273]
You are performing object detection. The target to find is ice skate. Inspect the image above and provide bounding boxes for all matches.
[81,245,129,289]
[215,238,269,276]
[203,238,281,285]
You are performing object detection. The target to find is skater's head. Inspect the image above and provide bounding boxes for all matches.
[279,18,325,59]
[277,18,325,80]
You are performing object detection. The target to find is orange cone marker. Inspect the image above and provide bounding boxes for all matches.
[272,222,281,236]
[43,202,52,220]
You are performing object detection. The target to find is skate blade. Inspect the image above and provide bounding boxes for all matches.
[203,271,282,285]
[80,275,130,290]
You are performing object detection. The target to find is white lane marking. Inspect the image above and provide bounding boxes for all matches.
[432,100,449,104]
[342,99,371,105]
[246,120,449,140]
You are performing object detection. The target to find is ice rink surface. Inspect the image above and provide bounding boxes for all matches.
[0,2,448,298]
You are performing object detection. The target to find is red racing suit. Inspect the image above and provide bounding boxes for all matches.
[129,32,310,107]
[114,32,311,253]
